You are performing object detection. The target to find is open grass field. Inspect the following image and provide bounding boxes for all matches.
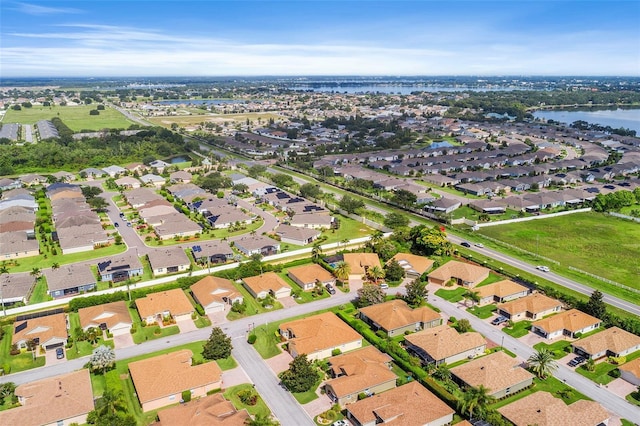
[478,212,640,289]
[3,105,135,131]
[147,112,284,128]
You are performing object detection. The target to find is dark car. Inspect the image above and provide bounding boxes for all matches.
[114,222,120,227]
[325,284,336,295]
[568,356,586,367]
[56,347,64,359]
[461,241,471,248]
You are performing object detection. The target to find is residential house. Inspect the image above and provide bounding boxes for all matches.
[342,253,381,280]
[234,235,280,256]
[169,170,193,183]
[275,224,321,246]
[114,176,141,189]
[102,165,127,177]
[20,174,47,186]
[450,351,534,399]
[147,247,191,276]
[12,312,67,351]
[153,215,202,240]
[388,253,434,278]
[427,260,490,288]
[498,391,609,426]
[287,263,335,291]
[619,358,640,386]
[0,370,94,426]
[242,272,292,299]
[139,173,166,188]
[475,279,530,306]
[135,288,194,324]
[324,346,396,406]
[359,299,441,337]
[79,168,106,179]
[572,327,640,360]
[45,264,97,298]
[279,312,362,361]
[424,197,462,214]
[191,276,243,314]
[148,159,170,172]
[404,324,486,366]
[0,272,35,306]
[345,381,454,426]
[190,240,234,265]
[0,231,39,259]
[497,293,562,322]
[531,309,601,340]
[97,253,143,283]
[290,213,334,229]
[129,349,222,412]
[156,393,250,426]
[78,301,133,336]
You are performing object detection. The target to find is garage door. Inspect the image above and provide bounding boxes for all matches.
[45,342,64,350]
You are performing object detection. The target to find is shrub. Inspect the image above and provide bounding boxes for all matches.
[2,363,11,374]
[324,409,337,421]
[9,344,20,356]
[331,348,342,356]
[358,392,368,400]
[182,390,191,402]
[609,368,621,378]
[130,327,137,334]
[195,304,205,316]
[247,334,257,344]
[237,389,258,406]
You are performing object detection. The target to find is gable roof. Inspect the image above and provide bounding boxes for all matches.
[342,252,381,275]
[346,381,454,426]
[475,279,529,299]
[44,264,96,292]
[12,313,67,346]
[275,224,321,242]
[147,247,191,270]
[191,276,242,307]
[135,288,194,318]
[242,272,291,295]
[157,393,250,426]
[287,263,335,285]
[280,312,362,356]
[326,346,395,398]
[404,325,486,361]
[619,357,640,379]
[573,326,640,356]
[532,309,601,334]
[359,299,440,332]
[0,369,94,426]
[498,293,561,315]
[129,350,222,404]
[450,351,534,394]
[78,301,132,330]
[428,260,489,285]
[389,253,434,276]
[498,391,609,426]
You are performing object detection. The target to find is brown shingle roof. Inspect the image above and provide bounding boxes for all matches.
[404,325,486,361]
[346,381,454,426]
[475,279,529,299]
[0,369,94,426]
[78,301,132,330]
[135,288,194,318]
[287,264,335,286]
[129,350,222,404]
[450,351,534,395]
[325,346,395,398]
[191,276,242,307]
[359,299,440,333]
[243,272,291,295]
[428,260,489,286]
[12,313,67,346]
[498,391,609,426]
[280,312,362,356]
[619,357,640,379]
[389,253,434,275]
[343,253,381,275]
[157,393,250,426]
[532,309,601,334]
[573,326,640,356]
[498,293,561,316]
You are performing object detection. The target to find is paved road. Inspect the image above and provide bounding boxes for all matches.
[447,234,640,317]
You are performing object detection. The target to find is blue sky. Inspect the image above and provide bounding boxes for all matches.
[1,1,639,77]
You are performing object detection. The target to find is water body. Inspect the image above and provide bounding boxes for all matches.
[289,84,523,94]
[169,156,189,164]
[533,108,640,133]
[155,99,247,106]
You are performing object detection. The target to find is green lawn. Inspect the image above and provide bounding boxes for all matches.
[490,376,590,410]
[434,287,466,302]
[8,243,127,274]
[477,272,506,287]
[216,355,238,371]
[533,340,572,359]
[29,277,51,304]
[4,104,135,131]
[478,212,640,289]
[223,384,271,417]
[625,391,640,407]
[503,320,532,338]
[576,350,640,385]
[0,325,46,374]
[467,304,497,319]
[292,374,322,404]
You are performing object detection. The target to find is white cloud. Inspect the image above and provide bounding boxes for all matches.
[11,2,83,16]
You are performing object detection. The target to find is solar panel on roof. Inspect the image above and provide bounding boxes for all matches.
[15,321,27,333]
[98,261,111,271]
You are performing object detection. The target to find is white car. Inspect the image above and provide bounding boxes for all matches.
[379,283,389,289]
[474,242,484,248]
[536,265,550,272]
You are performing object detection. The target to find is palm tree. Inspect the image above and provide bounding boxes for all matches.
[51,262,60,271]
[457,385,495,420]
[432,364,451,382]
[95,389,127,417]
[527,348,558,379]
[30,267,42,283]
[311,243,322,262]
[463,290,481,307]
[333,261,351,282]
[367,265,385,284]
[245,413,279,426]
[0,265,8,316]
[366,230,384,250]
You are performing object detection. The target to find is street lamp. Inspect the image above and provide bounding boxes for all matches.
[500,335,504,350]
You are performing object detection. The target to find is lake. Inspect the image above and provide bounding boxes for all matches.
[533,108,640,133]
[288,84,524,94]
[155,99,248,106]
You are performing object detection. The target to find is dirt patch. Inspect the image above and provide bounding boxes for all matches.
[120,373,129,380]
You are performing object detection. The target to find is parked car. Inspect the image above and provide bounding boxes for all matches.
[332,420,349,426]
[568,356,586,367]
[56,347,64,359]
[126,222,132,227]
[536,265,550,272]
[461,241,471,247]
[474,242,484,248]
[379,282,389,289]
[114,222,120,227]
[491,316,508,325]
[325,284,336,295]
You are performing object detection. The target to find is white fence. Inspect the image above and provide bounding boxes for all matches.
[475,208,592,228]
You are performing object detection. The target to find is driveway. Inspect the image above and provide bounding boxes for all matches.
[264,348,294,375]
[606,378,636,399]
[44,349,65,366]
[208,310,229,326]
[279,296,297,308]
[302,388,333,419]
[113,333,135,349]
[176,318,197,334]
[222,365,252,388]
[518,331,548,346]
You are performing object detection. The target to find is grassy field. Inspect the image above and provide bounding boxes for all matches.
[4,105,135,131]
[148,112,284,128]
[0,325,46,374]
[478,212,640,289]
[223,383,272,417]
